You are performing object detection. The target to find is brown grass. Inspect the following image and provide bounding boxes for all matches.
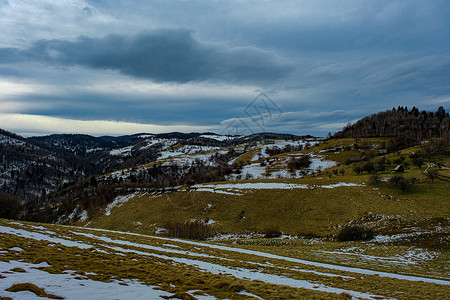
[163,221,214,240]
[10,267,26,272]
[1,219,449,299]
[6,283,64,299]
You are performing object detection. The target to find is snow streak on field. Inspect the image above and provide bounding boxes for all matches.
[188,182,364,195]
[1,221,448,299]
[0,260,171,300]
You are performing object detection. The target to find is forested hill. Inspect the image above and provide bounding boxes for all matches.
[333,106,449,140]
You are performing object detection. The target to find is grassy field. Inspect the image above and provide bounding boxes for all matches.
[0,219,448,299]
[4,138,448,299]
[76,139,449,245]
[85,176,448,236]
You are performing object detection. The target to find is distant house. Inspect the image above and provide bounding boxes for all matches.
[392,165,404,173]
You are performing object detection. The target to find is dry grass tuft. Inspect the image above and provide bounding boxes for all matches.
[33,257,51,265]
[162,292,197,300]
[336,225,374,242]
[213,280,231,289]
[339,292,352,299]
[10,267,26,273]
[263,227,282,238]
[6,283,64,299]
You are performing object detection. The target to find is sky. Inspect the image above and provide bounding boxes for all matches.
[0,0,449,137]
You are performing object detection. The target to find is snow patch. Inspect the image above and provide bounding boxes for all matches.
[105,193,138,216]
[0,260,171,300]
[79,210,88,222]
[109,146,133,157]
[9,247,23,252]
[194,182,309,191]
[320,183,365,188]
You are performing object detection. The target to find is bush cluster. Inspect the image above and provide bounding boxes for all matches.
[287,156,311,172]
[263,227,282,238]
[0,193,23,219]
[163,221,214,240]
[336,225,374,241]
[389,175,415,192]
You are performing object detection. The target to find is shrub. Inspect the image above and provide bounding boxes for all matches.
[212,280,244,292]
[427,169,438,181]
[0,193,23,219]
[389,174,402,185]
[336,225,374,241]
[389,175,413,192]
[263,227,282,238]
[353,164,363,175]
[411,154,425,169]
[297,233,320,239]
[362,161,375,173]
[163,221,214,240]
[397,177,412,192]
[287,156,311,171]
[374,157,388,172]
[369,174,381,184]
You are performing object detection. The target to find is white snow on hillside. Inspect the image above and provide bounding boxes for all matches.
[159,145,224,165]
[320,182,364,188]
[188,181,368,195]
[104,138,335,184]
[227,154,336,181]
[139,138,178,151]
[138,134,155,138]
[309,157,337,171]
[191,182,309,194]
[109,146,133,157]
[257,140,311,159]
[105,192,138,216]
[85,147,104,153]
[79,210,89,221]
[200,134,241,141]
[228,162,293,180]
[158,149,186,160]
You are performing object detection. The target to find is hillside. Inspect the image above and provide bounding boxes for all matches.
[333,106,449,141]
[1,129,319,220]
[0,129,97,203]
[65,137,450,241]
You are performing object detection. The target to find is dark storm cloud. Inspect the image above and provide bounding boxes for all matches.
[15,92,237,126]
[1,0,449,137]
[2,30,292,84]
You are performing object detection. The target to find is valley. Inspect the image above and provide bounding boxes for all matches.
[0,107,449,299]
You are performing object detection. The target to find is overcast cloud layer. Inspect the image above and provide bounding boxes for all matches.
[0,0,449,136]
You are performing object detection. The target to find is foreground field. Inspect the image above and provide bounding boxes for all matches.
[0,219,448,299]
